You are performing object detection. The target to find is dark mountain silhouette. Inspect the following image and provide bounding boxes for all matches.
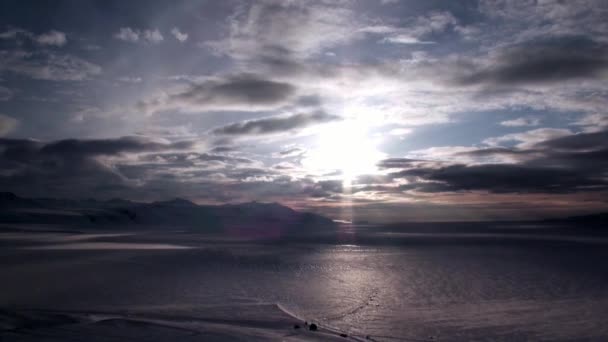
[543,212,608,226]
[0,192,335,231]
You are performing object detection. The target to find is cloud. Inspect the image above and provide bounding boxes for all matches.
[0,28,67,46]
[456,147,536,159]
[500,117,540,127]
[0,134,335,203]
[143,29,163,44]
[362,11,457,45]
[209,146,236,153]
[207,1,360,58]
[278,147,305,158]
[393,163,605,194]
[381,35,435,45]
[0,136,199,197]
[0,86,13,101]
[0,50,101,81]
[388,128,413,136]
[572,113,608,132]
[456,36,608,86]
[138,152,254,167]
[35,30,67,46]
[117,76,142,83]
[115,27,164,44]
[0,28,24,39]
[171,27,188,42]
[382,129,608,195]
[39,136,194,157]
[377,158,420,169]
[479,0,608,40]
[535,130,608,152]
[213,111,340,136]
[484,128,572,148]
[0,114,17,136]
[137,74,297,114]
[412,11,458,36]
[115,27,140,42]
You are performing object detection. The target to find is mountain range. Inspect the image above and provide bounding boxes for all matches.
[0,192,335,232]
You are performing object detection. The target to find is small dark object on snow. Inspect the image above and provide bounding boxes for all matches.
[309,323,318,331]
[304,321,308,326]
[340,333,348,337]
[366,336,371,340]
[294,324,300,329]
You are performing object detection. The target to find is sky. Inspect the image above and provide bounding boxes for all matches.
[0,0,607,222]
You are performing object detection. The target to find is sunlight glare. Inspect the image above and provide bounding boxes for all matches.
[302,119,384,186]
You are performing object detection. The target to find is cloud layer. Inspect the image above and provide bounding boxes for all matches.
[0,0,607,221]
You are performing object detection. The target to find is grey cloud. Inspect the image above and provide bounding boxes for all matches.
[0,136,195,178]
[456,36,608,86]
[0,137,196,199]
[138,74,297,114]
[35,30,67,46]
[0,28,67,46]
[0,114,18,136]
[39,136,194,157]
[145,152,254,165]
[377,158,420,169]
[500,117,540,127]
[114,27,140,42]
[393,164,598,194]
[0,28,24,39]
[0,86,14,101]
[535,130,608,152]
[209,1,359,59]
[0,50,101,81]
[279,147,305,157]
[385,130,608,194]
[114,28,163,44]
[213,111,340,136]
[456,147,537,158]
[273,162,296,170]
[209,146,237,153]
[119,152,255,180]
[143,29,163,44]
[171,27,188,42]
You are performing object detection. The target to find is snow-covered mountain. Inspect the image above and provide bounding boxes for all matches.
[0,192,336,231]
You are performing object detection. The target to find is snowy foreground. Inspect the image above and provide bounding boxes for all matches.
[1,303,359,341]
[1,223,608,341]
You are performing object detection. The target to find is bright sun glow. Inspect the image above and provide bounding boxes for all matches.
[302,119,385,186]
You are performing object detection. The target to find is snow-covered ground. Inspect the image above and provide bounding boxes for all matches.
[1,224,608,341]
[1,304,359,341]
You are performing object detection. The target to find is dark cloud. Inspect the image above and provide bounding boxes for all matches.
[0,137,196,198]
[535,130,608,151]
[213,111,341,136]
[377,158,420,168]
[179,75,293,105]
[278,147,305,157]
[393,164,600,193]
[138,74,297,113]
[39,136,194,157]
[456,147,537,158]
[0,135,330,202]
[456,36,608,86]
[384,130,608,194]
[209,146,237,153]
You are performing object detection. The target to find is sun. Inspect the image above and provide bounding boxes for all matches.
[302,119,385,186]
